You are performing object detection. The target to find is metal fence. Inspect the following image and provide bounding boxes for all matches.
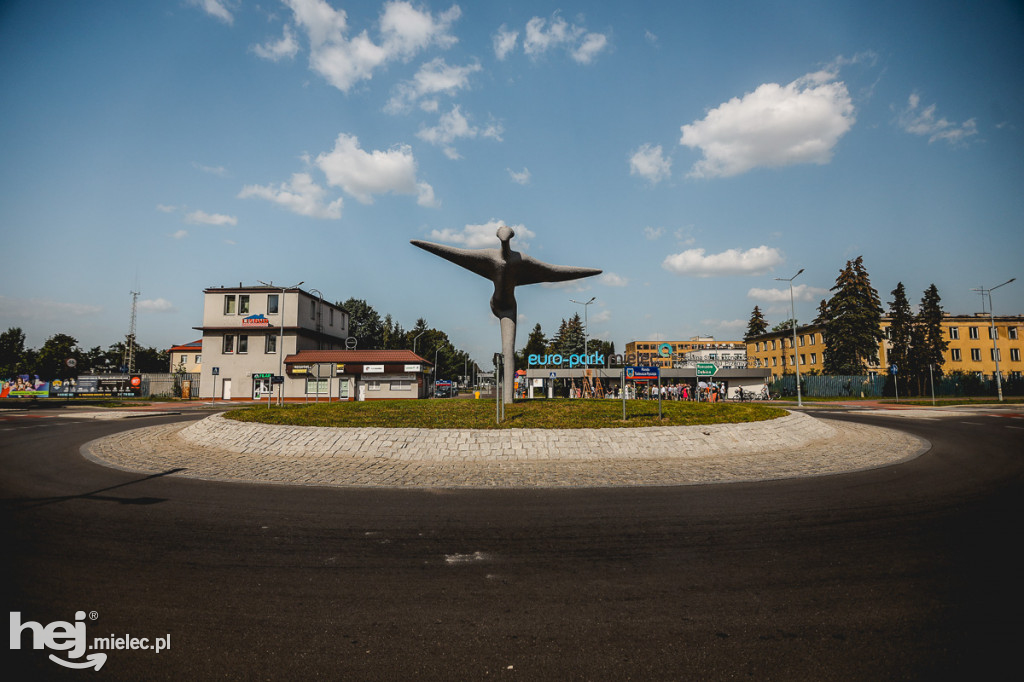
[141,373,201,399]
[769,372,1022,399]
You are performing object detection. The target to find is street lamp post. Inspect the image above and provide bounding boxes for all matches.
[775,269,804,407]
[258,279,304,405]
[973,278,1016,402]
[570,297,596,359]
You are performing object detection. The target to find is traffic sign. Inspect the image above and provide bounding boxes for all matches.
[696,363,718,376]
[625,366,659,381]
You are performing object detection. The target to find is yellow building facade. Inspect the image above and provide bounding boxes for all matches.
[745,314,1024,380]
[624,337,746,369]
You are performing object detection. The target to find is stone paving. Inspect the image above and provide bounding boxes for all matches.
[80,410,929,489]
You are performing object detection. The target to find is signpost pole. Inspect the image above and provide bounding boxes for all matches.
[621,368,626,421]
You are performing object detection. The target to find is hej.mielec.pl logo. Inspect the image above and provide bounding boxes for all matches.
[10,610,171,671]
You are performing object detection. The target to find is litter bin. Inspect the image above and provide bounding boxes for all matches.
[474,391,480,399]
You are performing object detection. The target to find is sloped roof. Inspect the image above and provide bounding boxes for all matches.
[168,339,202,352]
[284,349,432,366]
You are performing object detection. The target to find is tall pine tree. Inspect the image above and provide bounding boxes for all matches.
[745,306,769,339]
[886,282,915,396]
[912,283,949,393]
[823,256,884,375]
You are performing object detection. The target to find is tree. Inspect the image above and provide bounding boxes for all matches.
[380,314,405,350]
[771,318,798,333]
[822,256,884,375]
[886,282,915,396]
[34,333,82,380]
[0,327,27,378]
[549,314,586,357]
[517,323,548,370]
[341,298,384,349]
[745,306,769,339]
[912,284,949,393]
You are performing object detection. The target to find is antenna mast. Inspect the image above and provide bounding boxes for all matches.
[124,290,139,373]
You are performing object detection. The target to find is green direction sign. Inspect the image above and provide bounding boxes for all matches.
[696,363,718,377]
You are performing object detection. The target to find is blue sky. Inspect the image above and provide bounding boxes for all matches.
[1,0,1022,364]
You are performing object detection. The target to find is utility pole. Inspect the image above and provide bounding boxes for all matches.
[124,290,139,373]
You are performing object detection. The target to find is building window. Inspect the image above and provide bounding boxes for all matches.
[222,335,235,354]
[268,294,279,314]
[310,300,317,319]
[239,295,250,314]
[1009,327,1018,340]
[971,348,981,362]
[305,378,328,395]
[196,355,201,364]
[951,348,961,361]
[1011,348,1021,362]
[238,335,248,354]
[224,295,236,315]
[266,335,277,353]
[329,308,334,326]
[990,327,999,340]
[800,354,806,366]
[390,380,411,391]
[991,348,1001,362]
[948,326,959,340]
[969,327,979,340]
[771,340,776,350]
[809,334,816,345]
[771,357,777,366]
[811,353,817,365]
[367,380,381,391]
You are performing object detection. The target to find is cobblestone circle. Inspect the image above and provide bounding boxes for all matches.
[80,410,929,489]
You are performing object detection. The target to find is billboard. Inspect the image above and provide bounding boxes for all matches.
[52,375,143,398]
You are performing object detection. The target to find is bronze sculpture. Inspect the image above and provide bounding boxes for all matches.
[412,225,602,403]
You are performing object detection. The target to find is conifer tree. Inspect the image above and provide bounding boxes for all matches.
[745,306,769,339]
[822,256,884,375]
[886,282,915,395]
[912,283,949,392]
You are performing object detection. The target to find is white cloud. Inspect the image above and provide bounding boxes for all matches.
[0,295,103,321]
[156,204,178,213]
[662,245,784,277]
[284,0,460,93]
[386,57,481,112]
[427,219,534,249]
[185,210,238,226]
[315,132,435,206]
[417,106,501,159]
[747,283,829,302]
[253,24,300,61]
[572,32,608,65]
[601,272,629,287]
[238,172,343,219]
[138,298,177,313]
[507,167,531,185]
[189,0,233,25]
[492,25,518,60]
[643,226,664,240]
[193,162,228,177]
[897,93,978,145]
[516,13,608,64]
[629,143,672,184]
[680,70,855,178]
[171,230,189,239]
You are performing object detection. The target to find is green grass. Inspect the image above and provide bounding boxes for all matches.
[224,398,787,429]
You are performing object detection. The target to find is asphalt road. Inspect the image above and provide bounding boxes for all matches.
[3,408,1023,680]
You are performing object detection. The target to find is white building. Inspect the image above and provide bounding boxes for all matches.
[196,285,350,400]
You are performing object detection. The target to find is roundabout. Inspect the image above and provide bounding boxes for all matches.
[81,409,928,488]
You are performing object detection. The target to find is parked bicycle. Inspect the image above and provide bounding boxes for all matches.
[731,387,752,401]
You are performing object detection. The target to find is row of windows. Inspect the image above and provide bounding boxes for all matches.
[224,294,278,315]
[222,334,277,354]
[223,294,341,326]
[751,354,820,368]
[176,354,202,364]
[948,325,1019,340]
[753,334,819,352]
[950,348,1022,362]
